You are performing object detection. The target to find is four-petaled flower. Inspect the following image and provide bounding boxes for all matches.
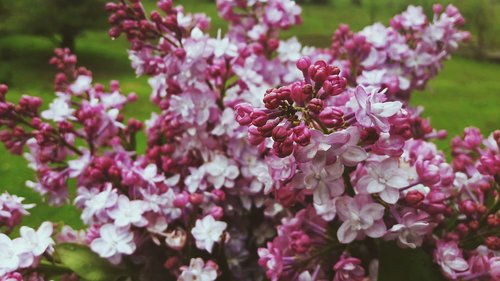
[356,157,414,204]
[19,221,54,256]
[108,195,147,227]
[90,224,136,264]
[336,195,386,243]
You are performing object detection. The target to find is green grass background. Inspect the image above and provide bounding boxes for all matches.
[0,0,499,228]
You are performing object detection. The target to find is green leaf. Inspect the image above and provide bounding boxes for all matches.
[377,241,445,281]
[55,243,128,281]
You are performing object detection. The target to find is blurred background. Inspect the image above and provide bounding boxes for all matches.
[0,0,499,228]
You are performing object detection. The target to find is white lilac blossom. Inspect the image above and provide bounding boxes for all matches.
[210,30,238,58]
[19,222,54,256]
[107,195,147,227]
[0,222,53,277]
[69,75,92,94]
[191,215,227,253]
[90,224,136,264]
[291,152,345,204]
[40,94,76,122]
[80,184,118,224]
[0,234,33,276]
[178,258,218,281]
[204,154,239,189]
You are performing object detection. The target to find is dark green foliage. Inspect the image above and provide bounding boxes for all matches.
[378,242,445,281]
[0,0,108,50]
[456,0,496,58]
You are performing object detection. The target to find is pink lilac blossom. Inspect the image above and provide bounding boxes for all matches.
[0,1,496,280]
[336,195,386,243]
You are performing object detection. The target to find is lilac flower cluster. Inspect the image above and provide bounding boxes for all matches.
[0,0,498,280]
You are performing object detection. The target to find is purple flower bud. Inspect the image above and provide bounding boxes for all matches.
[459,200,476,216]
[293,124,311,146]
[417,162,440,185]
[263,89,281,109]
[433,4,443,14]
[250,110,269,127]
[0,84,8,97]
[272,126,290,142]
[296,56,311,72]
[157,0,173,12]
[104,2,119,11]
[319,107,343,128]
[290,231,311,254]
[235,103,253,126]
[210,206,224,220]
[108,27,121,39]
[426,203,447,215]
[427,191,447,204]
[173,193,189,208]
[307,98,323,115]
[267,38,279,52]
[405,190,425,207]
[258,118,281,137]
[290,83,307,106]
[189,193,204,205]
[248,126,265,145]
[273,138,294,158]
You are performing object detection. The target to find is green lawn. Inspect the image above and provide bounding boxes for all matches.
[0,0,499,229]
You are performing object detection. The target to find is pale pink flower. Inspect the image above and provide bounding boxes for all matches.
[336,195,386,243]
[41,95,75,122]
[384,210,432,248]
[81,184,118,224]
[400,5,426,29]
[184,166,207,193]
[291,152,344,195]
[354,86,402,132]
[434,240,469,279]
[67,150,91,178]
[333,255,366,281]
[69,75,92,94]
[136,164,165,186]
[356,157,414,204]
[212,108,240,137]
[294,130,350,163]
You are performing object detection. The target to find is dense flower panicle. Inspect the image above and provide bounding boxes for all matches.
[0,0,496,280]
